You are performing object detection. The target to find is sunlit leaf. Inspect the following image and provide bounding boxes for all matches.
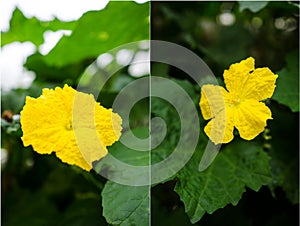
[1,8,75,47]
[43,2,149,67]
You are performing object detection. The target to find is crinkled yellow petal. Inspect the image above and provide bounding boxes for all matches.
[72,91,122,168]
[55,128,107,171]
[21,96,67,154]
[95,105,122,147]
[72,92,122,146]
[234,99,272,140]
[223,57,255,95]
[20,84,122,171]
[204,107,235,144]
[200,84,228,120]
[240,67,278,101]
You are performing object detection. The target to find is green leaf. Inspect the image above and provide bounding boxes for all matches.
[1,8,76,47]
[174,140,272,223]
[94,127,150,185]
[106,128,150,166]
[1,81,60,113]
[43,2,149,67]
[272,50,299,112]
[24,53,92,82]
[151,81,198,186]
[150,78,201,183]
[238,1,269,13]
[102,181,150,226]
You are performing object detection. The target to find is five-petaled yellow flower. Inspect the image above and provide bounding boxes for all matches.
[200,57,278,144]
[20,84,122,171]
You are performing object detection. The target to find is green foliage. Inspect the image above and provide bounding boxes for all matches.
[1,8,76,46]
[272,50,299,112]
[1,117,21,136]
[1,1,299,226]
[150,78,200,165]
[174,140,272,223]
[24,53,91,83]
[43,1,149,67]
[102,181,150,226]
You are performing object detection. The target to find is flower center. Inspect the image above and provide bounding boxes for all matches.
[227,93,241,106]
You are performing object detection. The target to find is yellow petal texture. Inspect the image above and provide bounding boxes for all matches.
[20,84,122,171]
[199,84,227,120]
[223,57,255,95]
[234,100,272,140]
[224,57,278,101]
[199,57,277,144]
[203,107,235,144]
[200,84,234,144]
[240,67,278,101]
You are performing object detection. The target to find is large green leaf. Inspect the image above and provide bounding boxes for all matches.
[104,128,150,166]
[174,140,272,223]
[272,51,299,112]
[102,181,150,226]
[1,8,76,47]
[43,2,149,67]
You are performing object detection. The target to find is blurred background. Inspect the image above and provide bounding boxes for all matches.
[1,1,299,226]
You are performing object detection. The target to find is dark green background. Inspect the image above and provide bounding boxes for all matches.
[2,1,299,226]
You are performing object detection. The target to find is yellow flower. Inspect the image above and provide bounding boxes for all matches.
[20,84,122,171]
[200,57,277,144]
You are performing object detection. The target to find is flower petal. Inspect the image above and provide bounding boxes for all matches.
[234,100,272,140]
[21,96,66,154]
[72,91,122,148]
[240,67,278,101]
[55,133,93,171]
[204,107,235,144]
[200,84,228,120]
[223,57,255,94]
[95,105,122,147]
[20,84,122,171]
[55,127,109,171]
